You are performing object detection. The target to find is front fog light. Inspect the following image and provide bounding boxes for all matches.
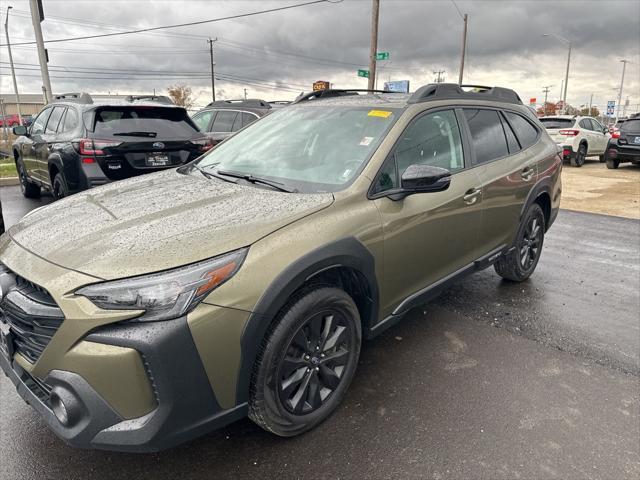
[50,393,69,426]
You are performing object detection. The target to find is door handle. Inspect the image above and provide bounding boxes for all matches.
[463,187,481,205]
[521,167,534,181]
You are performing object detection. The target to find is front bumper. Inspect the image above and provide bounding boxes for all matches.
[0,315,247,452]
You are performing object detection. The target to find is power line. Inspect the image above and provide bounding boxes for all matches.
[0,0,336,47]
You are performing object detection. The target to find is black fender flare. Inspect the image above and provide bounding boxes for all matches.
[520,176,553,230]
[234,236,378,404]
[47,154,64,183]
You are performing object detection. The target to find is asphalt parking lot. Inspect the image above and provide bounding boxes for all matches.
[0,186,639,480]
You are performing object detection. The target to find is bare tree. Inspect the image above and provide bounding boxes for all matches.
[167,84,195,109]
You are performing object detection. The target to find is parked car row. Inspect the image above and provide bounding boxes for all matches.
[0,114,31,127]
[0,83,561,451]
[539,113,640,168]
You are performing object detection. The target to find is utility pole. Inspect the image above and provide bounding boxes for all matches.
[433,70,445,83]
[542,86,551,115]
[207,37,217,102]
[458,13,468,84]
[29,0,52,104]
[4,6,22,124]
[367,0,380,91]
[562,42,571,115]
[244,89,248,100]
[615,59,627,122]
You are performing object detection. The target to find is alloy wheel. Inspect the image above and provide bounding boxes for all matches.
[277,310,355,415]
[520,216,542,270]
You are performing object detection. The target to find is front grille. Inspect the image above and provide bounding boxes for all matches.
[22,369,53,406]
[0,264,64,363]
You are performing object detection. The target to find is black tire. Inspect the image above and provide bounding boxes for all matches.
[570,143,587,167]
[494,203,545,282]
[599,154,606,163]
[249,286,362,437]
[606,159,620,169]
[16,158,41,199]
[52,172,68,200]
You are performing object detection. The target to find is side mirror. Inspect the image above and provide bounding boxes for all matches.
[401,164,451,192]
[603,127,609,134]
[13,125,27,136]
[388,164,451,200]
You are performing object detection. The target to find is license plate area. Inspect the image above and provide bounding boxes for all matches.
[145,152,170,167]
[633,136,640,145]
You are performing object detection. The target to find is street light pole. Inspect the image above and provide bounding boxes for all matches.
[367,0,380,91]
[615,59,627,122]
[458,13,468,84]
[543,33,571,115]
[4,6,23,125]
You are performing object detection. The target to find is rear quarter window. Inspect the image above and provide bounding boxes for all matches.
[504,111,539,149]
[91,106,199,138]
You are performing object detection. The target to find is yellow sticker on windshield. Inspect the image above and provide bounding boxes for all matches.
[368,110,392,118]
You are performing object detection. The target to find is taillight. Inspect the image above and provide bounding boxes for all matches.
[79,138,122,155]
[191,137,214,153]
[611,131,621,139]
[562,148,571,157]
[558,129,579,136]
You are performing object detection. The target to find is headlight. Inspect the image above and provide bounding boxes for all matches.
[76,249,247,321]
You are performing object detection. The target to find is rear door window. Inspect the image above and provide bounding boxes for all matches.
[504,112,539,149]
[463,109,509,165]
[92,106,199,138]
[578,119,592,130]
[211,111,238,133]
[60,108,79,133]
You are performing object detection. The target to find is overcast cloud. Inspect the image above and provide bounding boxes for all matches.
[1,0,639,112]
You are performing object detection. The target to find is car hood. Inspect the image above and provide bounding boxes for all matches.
[9,169,334,280]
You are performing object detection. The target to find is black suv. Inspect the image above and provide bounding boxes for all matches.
[191,99,280,145]
[605,114,640,169]
[12,93,212,199]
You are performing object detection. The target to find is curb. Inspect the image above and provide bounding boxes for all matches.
[0,177,19,187]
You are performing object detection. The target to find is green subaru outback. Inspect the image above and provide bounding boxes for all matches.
[0,84,561,452]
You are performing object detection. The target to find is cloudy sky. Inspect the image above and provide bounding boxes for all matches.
[1,0,639,112]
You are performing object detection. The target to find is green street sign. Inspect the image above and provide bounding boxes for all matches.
[357,69,370,78]
[376,52,390,60]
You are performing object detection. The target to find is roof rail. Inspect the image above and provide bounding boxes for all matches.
[293,89,397,104]
[408,83,522,105]
[206,99,271,109]
[124,95,174,105]
[53,92,93,104]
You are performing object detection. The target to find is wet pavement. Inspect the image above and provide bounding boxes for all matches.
[0,185,639,480]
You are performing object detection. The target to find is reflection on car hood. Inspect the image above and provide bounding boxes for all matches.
[9,169,333,279]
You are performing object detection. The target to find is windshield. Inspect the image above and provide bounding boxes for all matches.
[539,118,574,129]
[194,105,400,193]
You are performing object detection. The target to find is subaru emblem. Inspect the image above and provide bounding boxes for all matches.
[152,142,165,149]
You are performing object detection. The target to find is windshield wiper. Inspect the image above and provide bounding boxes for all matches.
[216,169,297,193]
[192,164,238,184]
[112,131,157,137]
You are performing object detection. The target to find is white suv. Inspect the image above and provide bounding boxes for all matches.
[539,115,610,167]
